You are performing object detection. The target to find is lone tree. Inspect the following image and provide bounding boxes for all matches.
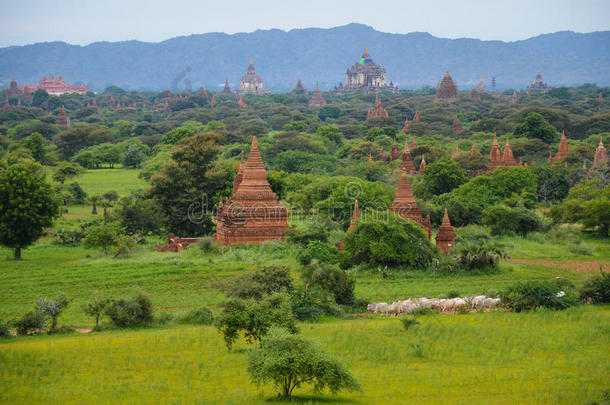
[0,160,60,259]
[83,292,111,327]
[248,329,361,399]
[37,294,68,333]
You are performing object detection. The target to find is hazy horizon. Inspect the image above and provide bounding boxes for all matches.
[2,0,610,47]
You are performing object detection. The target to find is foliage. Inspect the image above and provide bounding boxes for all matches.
[482,204,546,236]
[286,220,330,246]
[301,263,355,305]
[104,292,154,327]
[552,178,610,236]
[501,279,578,312]
[0,319,10,337]
[37,294,68,333]
[343,214,437,268]
[514,112,559,143]
[215,293,298,350]
[290,286,340,320]
[401,316,420,331]
[161,121,204,144]
[22,132,46,161]
[217,265,293,300]
[420,159,467,196]
[0,160,60,259]
[122,144,147,168]
[68,182,88,204]
[113,195,167,235]
[52,161,83,184]
[247,329,361,398]
[83,222,123,254]
[15,311,47,335]
[580,272,610,304]
[83,292,111,327]
[297,240,340,265]
[53,227,85,245]
[179,308,213,325]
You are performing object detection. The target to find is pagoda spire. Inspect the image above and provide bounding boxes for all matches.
[436,208,456,254]
[469,142,478,155]
[413,110,420,123]
[419,155,427,174]
[390,138,400,161]
[362,44,370,59]
[390,171,422,220]
[402,116,410,132]
[347,200,360,233]
[411,136,417,149]
[488,133,502,169]
[555,130,569,161]
[451,144,460,159]
[593,136,608,168]
[502,138,517,166]
[233,150,246,192]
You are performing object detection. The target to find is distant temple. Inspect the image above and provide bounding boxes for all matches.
[239,57,268,95]
[549,131,570,162]
[593,137,608,168]
[293,79,307,94]
[342,45,397,93]
[7,75,90,98]
[366,95,389,119]
[436,208,456,254]
[214,136,290,244]
[222,79,233,94]
[526,70,551,94]
[56,105,70,127]
[488,133,518,169]
[389,171,431,240]
[436,70,458,102]
[309,83,326,106]
[397,141,417,174]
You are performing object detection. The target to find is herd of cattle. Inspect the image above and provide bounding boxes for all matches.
[367,295,502,315]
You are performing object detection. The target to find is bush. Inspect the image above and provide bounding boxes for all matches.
[198,236,217,252]
[68,182,88,204]
[0,319,11,337]
[567,241,594,256]
[16,311,47,335]
[301,263,355,305]
[247,329,361,398]
[297,240,340,265]
[580,272,610,304]
[215,293,298,350]
[290,286,340,320]
[344,214,437,268]
[216,266,293,300]
[54,227,85,245]
[401,316,419,331]
[37,294,68,333]
[482,205,545,236]
[451,234,508,271]
[180,308,214,325]
[286,221,330,246]
[105,292,153,327]
[83,292,111,327]
[501,279,578,312]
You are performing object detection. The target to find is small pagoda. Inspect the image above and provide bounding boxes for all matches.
[550,130,569,162]
[347,200,360,233]
[402,117,410,132]
[309,83,326,106]
[436,70,458,102]
[215,136,290,244]
[293,79,307,94]
[398,141,417,174]
[366,95,389,120]
[56,106,70,127]
[593,137,608,168]
[389,171,431,239]
[488,133,503,170]
[436,208,456,254]
[413,111,421,123]
[390,139,400,161]
[453,116,463,134]
[222,79,232,94]
[502,139,517,166]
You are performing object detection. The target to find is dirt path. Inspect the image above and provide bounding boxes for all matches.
[74,328,92,333]
[510,258,609,273]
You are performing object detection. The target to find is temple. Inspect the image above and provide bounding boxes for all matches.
[390,139,400,161]
[593,137,608,168]
[397,141,417,174]
[343,46,397,93]
[550,130,569,162]
[453,116,463,134]
[502,139,517,166]
[413,111,421,123]
[469,142,478,155]
[56,106,70,127]
[436,70,458,102]
[477,74,486,94]
[488,133,504,170]
[309,83,326,106]
[402,117,410,132]
[418,155,427,174]
[389,171,431,239]
[526,70,551,94]
[347,200,360,233]
[214,136,290,244]
[366,95,389,119]
[293,79,307,94]
[7,75,90,98]
[435,208,456,254]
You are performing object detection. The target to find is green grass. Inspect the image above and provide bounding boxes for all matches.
[1,306,608,404]
[72,168,148,197]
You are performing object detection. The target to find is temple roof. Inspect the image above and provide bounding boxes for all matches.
[502,138,517,166]
[347,200,360,233]
[390,171,422,220]
[362,45,370,59]
[436,208,456,242]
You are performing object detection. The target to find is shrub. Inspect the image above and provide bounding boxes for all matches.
[344,214,437,268]
[297,240,340,265]
[37,294,68,333]
[180,308,214,325]
[54,227,85,245]
[0,319,11,337]
[482,205,545,236]
[16,311,47,335]
[567,241,594,256]
[215,293,298,350]
[216,265,293,300]
[401,316,419,331]
[105,292,153,327]
[501,279,578,312]
[290,286,340,320]
[447,290,460,299]
[198,236,217,252]
[301,263,355,305]
[286,221,330,246]
[68,182,88,204]
[83,292,111,327]
[452,239,508,271]
[580,272,610,304]
[247,329,361,398]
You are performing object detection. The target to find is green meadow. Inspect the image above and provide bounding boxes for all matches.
[1,168,609,404]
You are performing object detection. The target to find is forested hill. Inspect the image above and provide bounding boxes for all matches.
[1,23,609,92]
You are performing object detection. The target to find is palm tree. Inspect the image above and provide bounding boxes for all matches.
[89,195,100,215]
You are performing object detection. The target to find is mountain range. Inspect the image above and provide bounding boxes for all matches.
[1,23,609,93]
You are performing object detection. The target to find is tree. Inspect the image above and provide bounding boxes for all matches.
[421,159,467,196]
[31,89,49,107]
[23,132,46,161]
[122,144,146,168]
[37,294,68,333]
[89,194,100,215]
[52,162,83,184]
[83,222,122,254]
[247,329,361,398]
[553,178,610,236]
[54,125,113,158]
[0,160,60,259]
[215,293,298,350]
[514,112,559,143]
[161,121,204,144]
[114,195,167,235]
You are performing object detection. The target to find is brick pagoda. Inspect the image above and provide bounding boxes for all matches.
[367,95,389,120]
[435,208,456,254]
[309,83,326,106]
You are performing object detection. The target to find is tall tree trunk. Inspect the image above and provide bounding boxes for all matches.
[92,203,97,215]
[14,247,21,260]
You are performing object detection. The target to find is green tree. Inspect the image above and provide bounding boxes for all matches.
[114,195,167,235]
[0,160,60,259]
[122,144,146,168]
[247,329,361,398]
[52,161,83,184]
[22,132,46,161]
[37,294,68,333]
[421,159,467,196]
[83,292,111,327]
[215,293,298,350]
[161,121,204,144]
[83,222,122,254]
[31,89,49,107]
[514,112,559,143]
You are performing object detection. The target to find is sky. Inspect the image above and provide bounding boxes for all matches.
[2,0,609,47]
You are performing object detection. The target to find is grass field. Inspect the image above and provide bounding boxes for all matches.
[1,168,609,404]
[1,307,608,404]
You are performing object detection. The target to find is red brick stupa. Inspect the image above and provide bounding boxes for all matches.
[435,208,456,254]
[389,171,431,239]
[453,116,463,134]
[593,137,608,168]
[398,141,417,174]
[390,139,400,161]
[402,117,410,132]
[413,111,421,123]
[502,138,517,166]
[347,200,360,233]
[309,83,326,106]
[488,133,503,170]
[550,130,569,162]
[436,70,459,102]
[215,136,290,244]
[367,95,389,120]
